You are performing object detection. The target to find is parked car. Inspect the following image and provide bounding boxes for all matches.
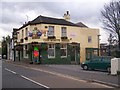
[81,56,112,72]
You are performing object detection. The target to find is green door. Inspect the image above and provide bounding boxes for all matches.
[70,46,76,63]
[70,48,75,61]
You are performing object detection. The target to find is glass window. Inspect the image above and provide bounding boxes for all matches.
[25,28,28,37]
[16,51,18,57]
[22,30,24,38]
[93,50,98,56]
[25,45,28,50]
[47,26,54,36]
[61,27,67,37]
[48,44,55,58]
[88,36,92,43]
[61,44,67,58]
[24,45,28,58]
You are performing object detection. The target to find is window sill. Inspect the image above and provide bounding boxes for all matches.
[61,37,68,39]
[24,56,28,59]
[61,56,67,58]
[48,56,55,59]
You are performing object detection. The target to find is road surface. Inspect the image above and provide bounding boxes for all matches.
[2,61,115,88]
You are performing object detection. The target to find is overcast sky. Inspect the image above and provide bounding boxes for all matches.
[0,0,112,43]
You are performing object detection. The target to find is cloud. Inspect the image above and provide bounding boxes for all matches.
[0,0,111,43]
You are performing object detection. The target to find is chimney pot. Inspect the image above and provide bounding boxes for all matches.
[67,11,69,15]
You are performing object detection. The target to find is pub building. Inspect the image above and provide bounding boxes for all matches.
[12,11,99,64]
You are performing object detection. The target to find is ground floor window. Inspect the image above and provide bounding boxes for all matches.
[24,45,28,58]
[48,44,55,58]
[16,51,18,57]
[86,48,99,60]
[61,44,67,58]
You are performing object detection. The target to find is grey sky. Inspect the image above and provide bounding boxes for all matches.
[0,0,111,43]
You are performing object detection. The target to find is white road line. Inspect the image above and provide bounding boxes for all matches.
[13,65,86,83]
[4,67,50,88]
[92,82,114,88]
[6,63,115,88]
[20,75,50,89]
[4,68,17,74]
[92,79,118,88]
[31,68,87,83]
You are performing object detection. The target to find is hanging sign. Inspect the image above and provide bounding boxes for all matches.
[33,46,39,57]
[28,27,42,38]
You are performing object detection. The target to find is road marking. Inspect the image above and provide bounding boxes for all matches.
[91,79,119,88]
[8,64,114,88]
[4,68,17,74]
[92,82,114,88]
[5,63,115,88]
[31,68,87,83]
[8,64,87,83]
[20,75,50,89]
[4,67,50,88]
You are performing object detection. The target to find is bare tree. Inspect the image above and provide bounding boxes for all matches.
[101,0,120,50]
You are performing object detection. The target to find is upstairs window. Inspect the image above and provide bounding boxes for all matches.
[61,27,67,37]
[25,28,28,37]
[88,36,92,43]
[22,30,24,38]
[47,26,54,36]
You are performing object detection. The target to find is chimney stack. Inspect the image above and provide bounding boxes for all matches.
[63,11,70,21]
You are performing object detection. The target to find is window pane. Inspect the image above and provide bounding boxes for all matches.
[26,28,28,37]
[61,44,67,57]
[61,44,66,48]
[48,26,54,36]
[61,45,63,48]
[48,44,54,48]
[61,27,67,37]
[25,45,27,50]
[88,36,92,43]
[16,51,18,57]
[48,49,54,57]
[61,49,67,56]
[22,30,24,38]
[49,44,51,48]
[48,44,55,58]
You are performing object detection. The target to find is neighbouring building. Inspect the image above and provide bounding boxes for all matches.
[0,41,1,55]
[100,43,108,56]
[12,11,100,64]
[100,43,119,57]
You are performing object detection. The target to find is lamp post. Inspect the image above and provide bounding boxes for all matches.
[108,33,113,56]
[98,35,101,56]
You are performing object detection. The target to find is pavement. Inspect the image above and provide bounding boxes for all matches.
[2,59,120,88]
[0,60,2,90]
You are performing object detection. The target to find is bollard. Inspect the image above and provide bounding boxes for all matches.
[117,71,120,87]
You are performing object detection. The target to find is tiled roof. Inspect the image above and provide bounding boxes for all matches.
[18,15,89,30]
[30,15,79,26]
[76,22,88,28]
[19,15,80,30]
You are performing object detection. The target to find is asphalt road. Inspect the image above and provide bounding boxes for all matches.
[2,61,115,88]
[40,65,118,86]
[2,68,44,88]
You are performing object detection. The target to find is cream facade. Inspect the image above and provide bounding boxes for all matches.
[16,23,99,63]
